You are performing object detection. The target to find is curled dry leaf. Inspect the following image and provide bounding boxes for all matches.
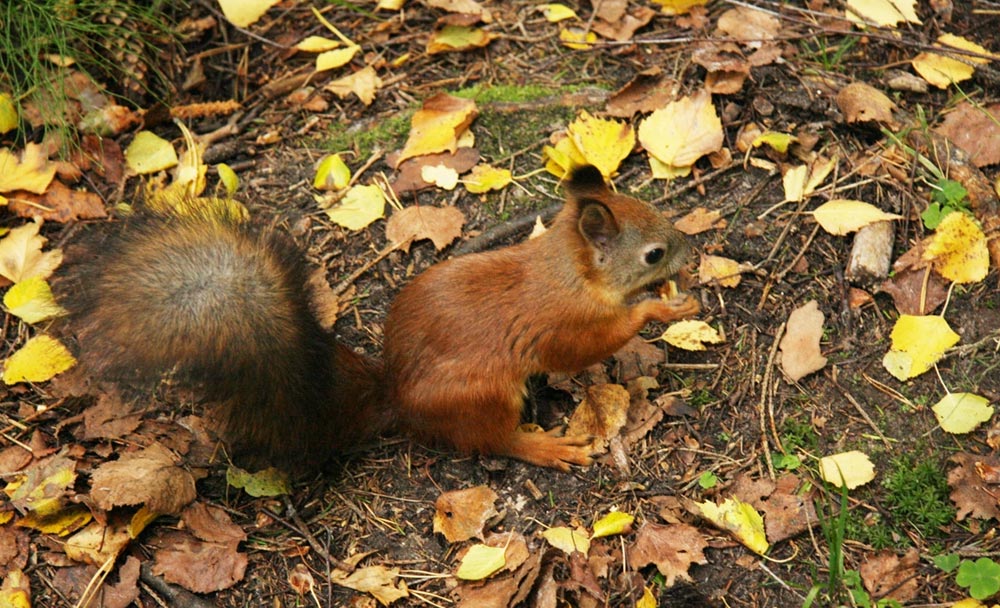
[432,485,500,543]
[675,207,726,235]
[779,300,827,382]
[836,82,897,125]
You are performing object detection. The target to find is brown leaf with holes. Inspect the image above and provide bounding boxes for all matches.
[779,300,827,382]
[386,205,466,253]
[627,523,708,587]
[89,442,197,515]
[566,384,630,454]
[860,548,920,603]
[433,486,500,542]
[949,452,1000,520]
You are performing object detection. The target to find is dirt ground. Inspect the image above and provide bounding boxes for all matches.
[4,0,1000,606]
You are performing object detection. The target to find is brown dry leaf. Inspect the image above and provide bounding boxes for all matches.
[453,549,543,608]
[675,207,727,235]
[605,68,677,117]
[836,82,897,125]
[395,93,478,167]
[433,486,500,543]
[485,532,530,573]
[627,523,708,587]
[948,452,1000,520]
[612,336,664,380]
[878,266,948,315]
[150,529,248,593]
[935,102,1000,167]
[8,180,107,223]
[699,254,744,288]
[324,66,382,106]
[391,148,480,195]
[860,548,920,603]
[0,526,29,578]
[731,474,818,543]
[566,384,630,454]
[7,452,77,516]
[591,5,656,41]
[779,300,827,382]
[102,555,141,608]
[426,0,492,22]
[691,42,750,95]
[620,388,666,448]
[79,388,142,440]
[78,135,125,185]
[331,564,409,605]
[716,6,781,43]
[0,219,64,283]
[288,563,315,596]
[385,205,466,253]
[183,502,247,545]
[89,442,197,515]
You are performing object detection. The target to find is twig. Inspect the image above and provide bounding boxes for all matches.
[831,375,891,449]
[332,239,410,297]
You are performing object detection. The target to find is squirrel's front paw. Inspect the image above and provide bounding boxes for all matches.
[504,428,594,472]
[644,293,700,324]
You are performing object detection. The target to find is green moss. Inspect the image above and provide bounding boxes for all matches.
[321,110,414,160]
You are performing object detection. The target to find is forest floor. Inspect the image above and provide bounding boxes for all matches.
[2,0,1000,607]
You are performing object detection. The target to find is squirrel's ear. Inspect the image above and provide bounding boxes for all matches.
[565,164,608,199]
[577,201,619,251]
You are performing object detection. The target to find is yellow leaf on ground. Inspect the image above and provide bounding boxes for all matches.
[819,450,876,489]
[332,564,409,603]
[542,134,588,178]
[216,163,239,195]
[638,90,723,179]
[217,0,280,27]
[316,45,360,71]
[323,184,385,230]
[0,93,17,135]
[0,569,31,608]
[698,254,743,288]
[922,211,989,283]
[125,131,179,175]
[568,110,635,178]
[651,0,709,16]
[660,320,724,351]
[845,0,920,27]
[15,504,91,536]
[464,164,512,193]
[637,586,657,608]
[559,27,597,50]
[882,314,959,380]
[421,164,460,190]
[314,154,351,191]
[912,34,992,89]
[540,3,577,22]
[65,519,131,566]
[0,143,57,195]
[396,93,478,166]
[324,65,382,106]
[4,277,66,324]
[0,220,63,283]
[697,497,769,555]
[592,511,635,538]
[812,199,902,235]
[427,25,494,54]
[933,393,993,434]
[296,35,340,52]
[455,544,507,580]
[752,131,796,154]
[3,335,76,384]
[542,526,591,556]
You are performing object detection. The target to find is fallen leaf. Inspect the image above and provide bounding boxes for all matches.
[716,6,781,42]
[540,3,577,22]
[542,526,591,556]
[150,529,248,593]
[836,82,897,125]
[627,523,708,586]
[639,90,723,179]
[0,569,30,608]
[2,335,75,385]
[225,466,290,497]
[456,544,507,580]
[4,277,66,323]
[217,0,280,27]
[882,314,959,380]
[322,184,385,231]
[878,266,948,315]
[934,102,1000,167]
[913,34,992,89]
[0,94,16,135]
[566,384,630,454]
[391,148,480,195]
[433,486,500,543]
[421,164,460,189]
[933,393,993,434]
[315,45,360,71]
[948,453,1000,521]
[463,163,512,193]
[819,450,876,489]
[79,389,142,440]
[426,0,492,21]
[396,93,477,166]
[313,154,351,191]
[605,68,677,118]
[922,211,989,283]
[6,453,77,516]
[845,0,921,26]
[696,497,769,555]
[324,65,383,106]
[385,205,465,253]
[698,254,744,288]
[64,517,131,567]
[428,25,493,54]
[813,199,902,235]
[674,207,726,235]
[660,320,724,351]
[592,511,634,538]
[124,131,178,175]
[559,27,597,50]
[0,143,57,195]
[89,442,197,515]
[779,300,827,382]
[860,548,920,603]
[731,474,818,543]
[567,110,635,179]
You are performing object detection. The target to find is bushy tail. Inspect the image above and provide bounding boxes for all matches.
[60,207,386,469]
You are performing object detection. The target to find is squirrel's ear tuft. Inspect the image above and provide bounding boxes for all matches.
[577,200,619,251]
[565,164,608,199]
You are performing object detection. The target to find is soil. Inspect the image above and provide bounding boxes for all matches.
[4,1,1000,607]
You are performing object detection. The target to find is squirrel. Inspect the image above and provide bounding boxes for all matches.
[61,164,698,471]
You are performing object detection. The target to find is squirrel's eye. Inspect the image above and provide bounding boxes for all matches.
[644,247,665,265]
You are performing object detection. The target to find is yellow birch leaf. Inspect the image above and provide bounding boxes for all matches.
[421,164,460,190]
[0,93,17,135]
[324,65,382,106]
[568,110,636,178]
[15,504,91,536]
[699,254,743,288]
[752,131,796,154]
[0,220,63,283]
[4,277,66,324]
[0,569,31,608]
[297,35,340,52]
[882,314,959,380]
[651,0,709,15]
[3,335,76,384]
[540,3,577,22]
[782,164,808,202]
[638,90,723,179]
[812,199,902,235]
[660,320,724,351]
[542,526,591,555]
[697,497,769,555]
[124,131,178,175]
[818,450,876,489]
[65,520,131,566]
[559,27,597,50]
[217,0,280,27]
[845,0,920,27]
[804,156,837,196]
[129,506,161,538]
[0,143,57,194]
[324,184,385,230]
[397,93,478,166]
[428,25,494,54]
[216,163,239,195]
[314,154,351,191]
[932,393,993,434]
[464,164,512,193]
[637,586,658,608]
[542,135,587,178]
[922,211,989,283]
[912,34,992,89]
[592,512,634,538]
[455,544,507,580]
[377,0,405,9]
[316,45,360,71]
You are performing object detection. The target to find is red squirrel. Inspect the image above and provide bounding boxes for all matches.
[62,164,698,470]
